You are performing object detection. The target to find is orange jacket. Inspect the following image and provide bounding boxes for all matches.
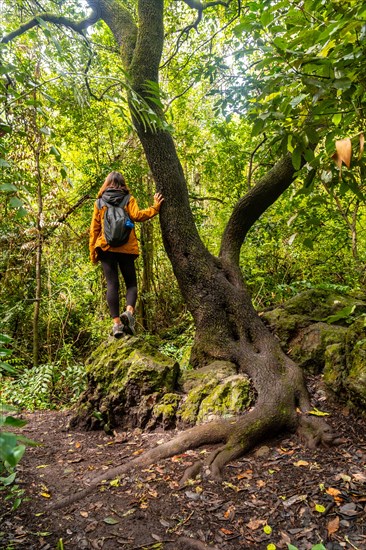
[89,195,160,263]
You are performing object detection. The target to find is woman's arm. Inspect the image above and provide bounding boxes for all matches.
[127,193,164,222]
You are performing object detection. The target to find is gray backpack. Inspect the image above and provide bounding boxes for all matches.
[96,194,134,246]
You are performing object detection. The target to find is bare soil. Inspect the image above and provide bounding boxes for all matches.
[1,377,366,550]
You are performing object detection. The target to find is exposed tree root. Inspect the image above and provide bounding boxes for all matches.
[47,393,335,511]
[49,420,230,510]
[297,414,335,448]
[49,324,335,512]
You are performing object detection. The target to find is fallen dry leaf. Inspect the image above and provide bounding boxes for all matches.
[283,494,307,508]
[133,449,144,456]
[352,472,366,483]
[237,469,253,480]
[326,487,342,502]
[327,515,340,536]
[224,505,236,519]
[220,528,234,535]
[247,518,266,530]
[293,460,309,467]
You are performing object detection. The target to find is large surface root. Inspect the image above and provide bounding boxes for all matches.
[49,420,230,510]
[297,413,336,448]
[49,394,335,510]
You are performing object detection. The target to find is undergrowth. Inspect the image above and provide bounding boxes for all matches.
[1,363,86,411]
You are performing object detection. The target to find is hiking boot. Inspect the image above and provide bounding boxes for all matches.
[120,311,135,335]
[112,323,124,339]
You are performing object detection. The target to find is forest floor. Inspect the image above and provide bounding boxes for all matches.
[1,377,366,550]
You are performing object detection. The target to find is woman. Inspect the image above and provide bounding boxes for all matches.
[89,171,164,338]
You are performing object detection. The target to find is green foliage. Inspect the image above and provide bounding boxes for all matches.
[2,363,86,411]
[0,334,16,376]
[0,403,37,510]
[0,0,365,369]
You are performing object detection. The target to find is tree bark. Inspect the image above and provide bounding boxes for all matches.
[33,143,43,367]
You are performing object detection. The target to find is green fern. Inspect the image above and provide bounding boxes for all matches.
[2,363,86,410]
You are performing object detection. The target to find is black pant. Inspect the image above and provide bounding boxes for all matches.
[99,250,138,318]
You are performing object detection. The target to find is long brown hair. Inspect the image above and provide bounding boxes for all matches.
[97,171,130,198]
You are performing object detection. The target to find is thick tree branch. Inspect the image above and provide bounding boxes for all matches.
[90,0,137,68]
[1,10,100,43]
[129,0,164,87]
[220,154,296,266]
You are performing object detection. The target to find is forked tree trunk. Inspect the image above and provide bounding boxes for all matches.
[86,0,334,478]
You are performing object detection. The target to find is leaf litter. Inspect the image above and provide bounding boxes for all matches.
[1,376,366,549]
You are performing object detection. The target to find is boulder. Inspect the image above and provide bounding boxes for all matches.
[70,336,180,432]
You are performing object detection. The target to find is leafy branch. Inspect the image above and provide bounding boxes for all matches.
[1,9,100,44]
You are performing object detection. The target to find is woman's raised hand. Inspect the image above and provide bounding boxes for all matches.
[153,193,164,207]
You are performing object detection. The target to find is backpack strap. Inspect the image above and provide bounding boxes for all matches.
[96,198,104,210]
[119,194,131,208]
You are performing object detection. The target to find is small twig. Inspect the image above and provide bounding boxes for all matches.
[169,511,194,533]
[344,535,361,550]
[322,501,335,516]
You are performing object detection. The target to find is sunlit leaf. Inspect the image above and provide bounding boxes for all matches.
[333,138,352,169]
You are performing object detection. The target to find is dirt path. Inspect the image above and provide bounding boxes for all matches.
[1,379,366,550]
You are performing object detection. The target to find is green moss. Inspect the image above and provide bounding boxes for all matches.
[197,377,251,422]
[290,322,347,373]
[181,361,237,392]
[153,393,181,424]
[323,343,345,392]
[179,374,252,425]
[261,309,308,346]
[73,335,181,430]
[179,381,217,424]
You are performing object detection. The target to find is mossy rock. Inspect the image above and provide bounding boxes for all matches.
[323,317,366,412]
[289,322,348,373]
[178,361,253,424]
[71,336,180,431]
[262,290,366,348]
[261,309,309,347]
[151,393,182,429]
[281,289,366,320]
[181,360,237,392]
[323,343,346,392]
[197,375,252,423]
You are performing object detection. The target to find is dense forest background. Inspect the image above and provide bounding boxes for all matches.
[0,0,365,408]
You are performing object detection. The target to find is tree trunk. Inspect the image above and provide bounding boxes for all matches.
[139,176,155,331]
[33,147,43,367]
[92,0,334,476]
